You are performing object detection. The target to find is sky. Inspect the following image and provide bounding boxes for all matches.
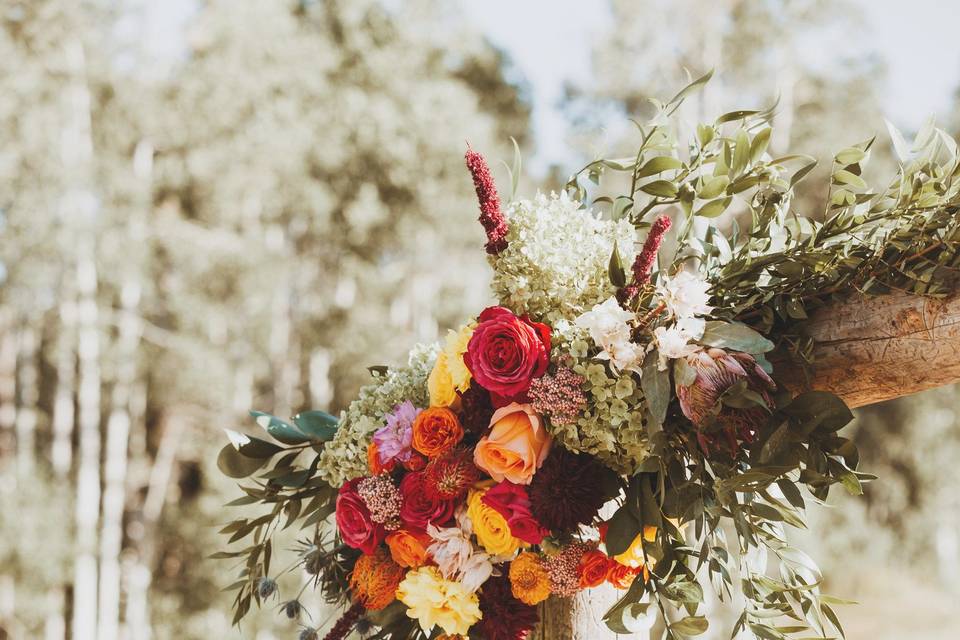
[146,0,960,175]
[459,0,960,174]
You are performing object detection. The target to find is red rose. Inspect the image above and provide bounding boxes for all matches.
[464,306,551,403]
[482,480,549,545]
[335,478,385,554]
[399,471,455,529]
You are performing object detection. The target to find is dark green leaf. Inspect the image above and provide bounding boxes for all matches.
[250,411,310,445]
[641,350,670,425]
[292,410,339,442]
[699,321,774,353]
[218,444,267,479]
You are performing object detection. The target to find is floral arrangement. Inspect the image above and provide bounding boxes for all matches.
[217,74,960,639]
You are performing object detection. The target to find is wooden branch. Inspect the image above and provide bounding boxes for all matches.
[773,291,960,407]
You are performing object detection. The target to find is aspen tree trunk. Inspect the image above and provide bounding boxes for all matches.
[13,325,38,478]
[51,273,78,477]
[97,140,152,640]
[126,414,184,640]
[61,34,103,640]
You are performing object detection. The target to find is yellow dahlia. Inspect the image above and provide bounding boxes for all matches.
[397,566,481,636]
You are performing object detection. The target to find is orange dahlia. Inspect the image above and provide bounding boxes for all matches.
[508,552,551,605]
[349,549,405,610]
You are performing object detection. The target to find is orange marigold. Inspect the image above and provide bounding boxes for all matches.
[349,549,405,610]
[412,407,464,458]
[509,551,551,605]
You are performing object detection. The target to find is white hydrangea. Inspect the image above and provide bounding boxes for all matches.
[656,271,713,320]
[489,192,638,324]
[317,343,437,486]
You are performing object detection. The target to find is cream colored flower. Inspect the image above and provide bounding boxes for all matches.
[397,566,482,636]
[656,271,712,319]
[575,297,644,373]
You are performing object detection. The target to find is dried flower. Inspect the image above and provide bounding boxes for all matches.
[356,474,403,530]
[257,576,278,600]
[618,214,672,305]
[423,447,481,501]
[465,147,509,255]
[528,367,587,426]
[321,602,365,640]
[543,542,592,597]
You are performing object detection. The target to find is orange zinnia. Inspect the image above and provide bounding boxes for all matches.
[412,407,464,458]
[509,552,551,605]
[349,549,405,610]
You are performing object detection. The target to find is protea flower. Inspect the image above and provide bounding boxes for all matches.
[676,347,776,455]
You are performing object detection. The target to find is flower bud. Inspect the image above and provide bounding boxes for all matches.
[283,599,301,620]
[257,577,277,599]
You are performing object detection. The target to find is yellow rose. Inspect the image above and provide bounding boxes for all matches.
[397,566,481,636]
[444,323,475,392]
[428,352,457,407]
[467,488,523,556]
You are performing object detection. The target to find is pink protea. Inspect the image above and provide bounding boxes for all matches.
[676,348,776,455]
[618,214,672,306]
[465,147,509,255]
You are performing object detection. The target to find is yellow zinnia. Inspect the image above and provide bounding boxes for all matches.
[396,566,481,636]
[467,488,523,556]
[509,552,551,605]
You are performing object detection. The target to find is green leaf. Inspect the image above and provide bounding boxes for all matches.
[292,410,339,442]
[224,429,284,458]
[790,160,818,188]
[783,392,854,436]
[732,129,751,174]
[609,241,627,287]
[667,68,714,107]
[671,615,709,636]
[750,127,771,162]
[218,444,267,478]
[641,350,670,425]
[699,321,774,353]
[509,136,522,201]
[697,175,729,199]
[694,196,732,218]
[635,156,684,179]
[605,503,642,557]
[833,168,867,189]
[251,411,310,445]
[640,180,678,198]
[835,147,866,165]
[603,574,650,633]
[674,357,697,387]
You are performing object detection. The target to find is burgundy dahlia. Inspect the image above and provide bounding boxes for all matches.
[477,574,539,640]
[528,447,616,534]
[676,347,776,455]
[459,384,495,439]
[618,214,672,305]
[465,147,509,255]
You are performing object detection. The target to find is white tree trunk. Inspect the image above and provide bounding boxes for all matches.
[62,33,102,640]
[97,139,152,640]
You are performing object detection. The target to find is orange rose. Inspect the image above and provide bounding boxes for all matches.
[367,441,395,475]
[474,403,551,485]
[578,549,612,589]
[386,528,431,568]
[412,407,464,458]
[606,561,646,589]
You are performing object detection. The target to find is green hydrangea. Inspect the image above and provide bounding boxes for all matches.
[547,320,652,473]
[317,343,437,486]
[489,192,637,324]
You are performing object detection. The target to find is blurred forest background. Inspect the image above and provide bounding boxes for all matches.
[0,0,958,639]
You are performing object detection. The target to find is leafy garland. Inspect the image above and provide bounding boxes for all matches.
[214,73,960,640]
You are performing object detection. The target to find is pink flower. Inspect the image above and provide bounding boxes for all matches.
[464,306,551,404]
[398,471,456,530]
[482,481,549,545]
[335,478,385,554]
[372,400,421,466]
[465,148,509,255]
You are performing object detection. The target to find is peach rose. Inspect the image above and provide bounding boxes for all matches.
[474,403,551,485]
[386,528,431,568]
[412,407,464,458]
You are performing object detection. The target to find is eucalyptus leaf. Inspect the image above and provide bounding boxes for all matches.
[217,444,267,478]
[641,350,670,425]
[699,321,774,353]
[250,411,311,445]
[292,410,339,441]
